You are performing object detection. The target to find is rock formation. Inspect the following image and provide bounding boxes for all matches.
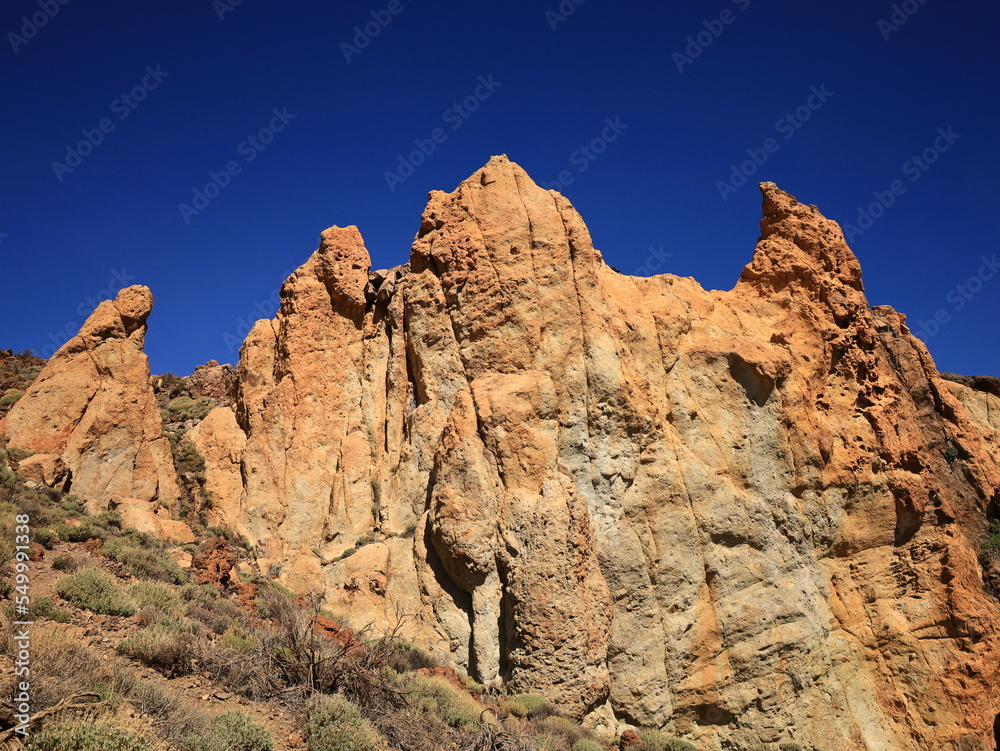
[186,360,236,402]
[0,286,181,509]
[183,157,1000,749]
[5,158,1000,749]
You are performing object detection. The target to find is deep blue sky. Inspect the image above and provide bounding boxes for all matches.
[2,0,998,377]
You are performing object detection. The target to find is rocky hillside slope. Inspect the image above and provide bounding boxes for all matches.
[2,156,998,751]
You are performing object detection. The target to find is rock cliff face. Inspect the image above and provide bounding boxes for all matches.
[0,286,181,508]
[186,157,1000,749]
[4,158,999,749]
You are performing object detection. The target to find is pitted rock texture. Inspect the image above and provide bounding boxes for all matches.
[189,158,1000,749]
[186,359,236,402]
[0,286,181,509]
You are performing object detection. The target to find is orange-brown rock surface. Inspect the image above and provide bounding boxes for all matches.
[115,497,195,543]
[184,157,1000,749]
[186,359,236,402]
[6,158,1000,749]
[0,286,181,509]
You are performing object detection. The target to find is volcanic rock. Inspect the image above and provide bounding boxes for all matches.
[187,158,1000,748]
[0,286,181,509]
[9,158,1000,750]
[187,360,236,401]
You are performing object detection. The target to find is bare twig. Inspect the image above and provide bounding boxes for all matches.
[0,692,106,744]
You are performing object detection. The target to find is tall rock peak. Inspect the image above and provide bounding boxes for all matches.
[740,181,864,299]
[57,284,155,357]
[294,224,372,317]
[0,285,180,507]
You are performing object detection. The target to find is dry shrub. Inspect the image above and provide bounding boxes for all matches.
[459,717,539,751]
[55,566,136,616]
[305,694,383,751]
[327,640,409,718]
[3,623,112,711]
[201,642,291,702]
[402,673,489,730]
[135,606,170,628]
[532,715,602,751]
[51,553,78,571]
[373,706,454,751]
[123,679,208,743]
[116,620,200,675]
[197,589,335,703]
[383,639,439,672]
[22,719,157,751]
[186,595,247,635]
[128,581,183,615]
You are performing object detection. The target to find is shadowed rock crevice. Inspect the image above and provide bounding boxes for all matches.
[893,493,923,546]
[727,354,775,407]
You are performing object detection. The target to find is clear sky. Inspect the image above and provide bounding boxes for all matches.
[2,0,998,377]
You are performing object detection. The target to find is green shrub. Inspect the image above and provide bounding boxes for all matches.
[53,521,105,542]
[182,711,272,751]
[33,527,56,548]
[52,553,78,571]
[117,619,200,673]
[129,581,183,614]
[944,445,960,462]
[167,396,215,422]
[24,596,71,623]
[572,742,604,751]
[217,625,260,653]
[181,582,219,607]
[505,693,554,719]
[404,673,485,729]
[56,567,136,616]
[0,389,25,408]
[779,744,805,751]
[637,730,695,751]
[24,721,156,751]
[173,441,207,476]
[984,520,1000,554]
[120,527,156,547]
[97,509,123,529]
[238,570,295,601]
[306,695,382,751]
[102,536,188,584]
[462,674,485,693]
